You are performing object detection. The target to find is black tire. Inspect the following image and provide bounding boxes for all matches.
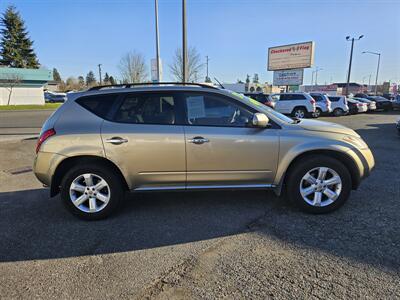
[291,107,307,119]
[285,155,352,214]
[60,163,124,220]
[312,108,322,118]
[333,108,344,117]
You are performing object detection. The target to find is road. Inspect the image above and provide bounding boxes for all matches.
[0,110,52,136]
[0,112,399,299]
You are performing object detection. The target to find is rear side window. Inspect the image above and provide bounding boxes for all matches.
[328,97,340,102]
[311,95,323,101]
[76,94,119,119]
[114,93,176,125]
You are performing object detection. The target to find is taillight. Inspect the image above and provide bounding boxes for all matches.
[36,128,56,153]
[310,98,316,105]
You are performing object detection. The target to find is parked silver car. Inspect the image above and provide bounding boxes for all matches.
[310,93,332,117]
[34,83,375,220]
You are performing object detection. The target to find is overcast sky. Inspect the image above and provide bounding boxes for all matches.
[1,0,399,85]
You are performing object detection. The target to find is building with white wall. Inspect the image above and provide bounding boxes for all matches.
[0,67,52,105]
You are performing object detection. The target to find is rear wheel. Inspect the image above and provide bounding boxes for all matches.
[60,164,124,220]
[312,108,322,118]
[333,108,344,117]
[285,155,352,213]
[292,107,307,119]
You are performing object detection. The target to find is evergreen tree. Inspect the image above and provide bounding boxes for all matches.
[0,6,39,68]
[104,72,110,84]
[53,68,61,82]
[109,76,116,85]
[85,71,96,86]
[253,73,259,83]
[78,76,85,86]
[245,74,250,84]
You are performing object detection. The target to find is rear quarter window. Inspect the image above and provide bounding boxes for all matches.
[76,94,119,119]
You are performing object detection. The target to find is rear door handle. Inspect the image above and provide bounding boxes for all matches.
[105,137,128,145]
[188,136,209,145]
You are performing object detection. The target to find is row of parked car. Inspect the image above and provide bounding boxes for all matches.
[244,92,398,118]
[44,91,67,103]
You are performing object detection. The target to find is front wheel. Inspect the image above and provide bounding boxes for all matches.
[285,155,352,213]
[60,164,124,220]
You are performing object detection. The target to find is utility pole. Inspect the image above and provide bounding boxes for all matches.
[98,64,102,85]
[362,51,381,95]
[155,0,161,82]
[182,0,188,82]
[345,35,364,96]
[205,55,210,82]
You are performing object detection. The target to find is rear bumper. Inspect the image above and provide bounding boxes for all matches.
[33,152,66,187]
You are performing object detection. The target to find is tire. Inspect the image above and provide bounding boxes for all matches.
[333,108,344,117]
[291,107,307,119]
[285,155,352,214]
[60,163,124,220]
[312,108,322,118]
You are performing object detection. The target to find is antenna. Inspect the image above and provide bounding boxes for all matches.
[214,77,225,89]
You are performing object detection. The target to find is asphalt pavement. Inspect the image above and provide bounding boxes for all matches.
[0,111,399,299]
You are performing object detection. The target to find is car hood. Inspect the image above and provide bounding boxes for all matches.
[297,119,359,136]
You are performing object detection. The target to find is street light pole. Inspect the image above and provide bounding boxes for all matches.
[345,35,364,96]
[362,51,381,95]
[182,0,188,82]
[98,64,102,85]
[315,67,323,87]
[205,55,210,82]
[155,0,161,82]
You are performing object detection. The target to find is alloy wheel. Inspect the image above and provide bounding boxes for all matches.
[299,167,342,207]
[69,173,111,213]
[294,110,305,118]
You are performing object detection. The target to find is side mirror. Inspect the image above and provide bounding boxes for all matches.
[252,113,269,128]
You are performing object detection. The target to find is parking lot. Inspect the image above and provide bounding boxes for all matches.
[0,111,399,299]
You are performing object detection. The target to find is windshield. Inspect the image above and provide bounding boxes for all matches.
[224,90,295,124]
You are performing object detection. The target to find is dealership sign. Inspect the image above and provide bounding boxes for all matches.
[268,41,314,71]
[273,69,304,86]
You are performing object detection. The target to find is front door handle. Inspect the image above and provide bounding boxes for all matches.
[188,136,209,145]
[105,137,128,145]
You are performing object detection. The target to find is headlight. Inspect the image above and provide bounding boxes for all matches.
[343,135,369,149]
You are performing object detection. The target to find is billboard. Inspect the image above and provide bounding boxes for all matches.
[268,41,314,71]
[273,69,304,86]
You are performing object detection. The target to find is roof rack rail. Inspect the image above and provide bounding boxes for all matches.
[88,82,219,91]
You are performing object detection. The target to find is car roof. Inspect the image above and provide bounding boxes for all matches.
[67,84,223,101]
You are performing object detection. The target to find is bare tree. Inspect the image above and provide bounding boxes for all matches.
[169,47,203,82]
[118,51,148,83]
[4,73,22,105]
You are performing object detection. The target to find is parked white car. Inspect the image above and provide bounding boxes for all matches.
[327,96,350,116]
[310,93,332,117]
[352,97,377,112]
[269,93,316,118]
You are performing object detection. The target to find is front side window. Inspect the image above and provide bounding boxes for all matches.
[114,93,176,124]
[184,93,252,127]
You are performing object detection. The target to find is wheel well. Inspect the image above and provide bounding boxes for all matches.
[283,150,361,190]
[292,106,307,111]
[50,155,129,197]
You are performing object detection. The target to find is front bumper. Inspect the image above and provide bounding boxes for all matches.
[346,147,375,186]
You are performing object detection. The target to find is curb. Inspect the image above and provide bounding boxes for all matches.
[0,109,56,113]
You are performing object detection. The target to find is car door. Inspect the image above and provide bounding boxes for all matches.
[101,91,186,190]
[182,92,279,188]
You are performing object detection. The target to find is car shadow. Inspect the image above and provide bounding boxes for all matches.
[0,188,282,263]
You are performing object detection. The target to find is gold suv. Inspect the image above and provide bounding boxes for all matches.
[34,83,375,220]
